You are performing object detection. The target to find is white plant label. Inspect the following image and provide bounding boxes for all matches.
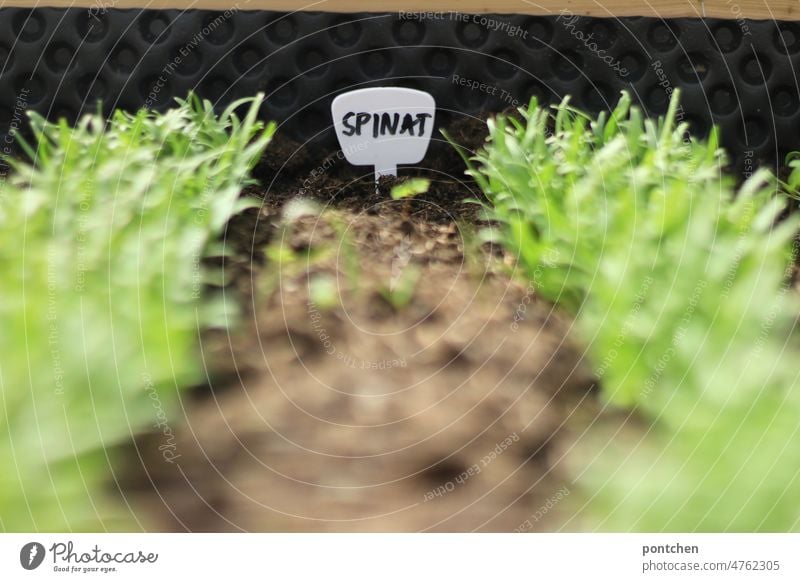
[331,87,436,181]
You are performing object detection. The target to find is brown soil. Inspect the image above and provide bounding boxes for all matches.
[117,127,597,532]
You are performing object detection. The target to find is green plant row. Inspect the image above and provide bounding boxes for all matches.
[0,95,274,531]
[464,91,800,531]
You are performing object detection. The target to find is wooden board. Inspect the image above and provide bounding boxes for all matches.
[3,0,799,21]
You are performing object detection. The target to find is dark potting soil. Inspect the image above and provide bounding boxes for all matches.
[114,120,599,532]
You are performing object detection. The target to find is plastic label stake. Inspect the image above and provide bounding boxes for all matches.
[331,87,436,182]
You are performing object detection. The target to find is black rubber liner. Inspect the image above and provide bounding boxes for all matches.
[0,8,797,172]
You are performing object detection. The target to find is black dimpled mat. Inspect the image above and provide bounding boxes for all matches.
[0,9,797,171]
